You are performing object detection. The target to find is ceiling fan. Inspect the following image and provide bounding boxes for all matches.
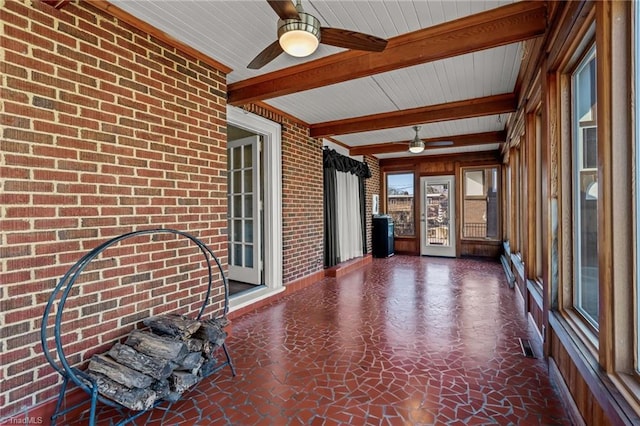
[408,126,454,153]
[248,0,388,69]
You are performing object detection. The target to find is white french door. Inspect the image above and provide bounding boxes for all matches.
[420,175,456,257]
[227,136,262,284]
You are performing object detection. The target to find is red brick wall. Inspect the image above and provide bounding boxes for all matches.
[364,155,381,253]
[0,1,228,419]
[243,105,325,284]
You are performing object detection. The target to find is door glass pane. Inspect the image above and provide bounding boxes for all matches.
[233,195,242,217]
[233,171,242,193]
[425,182,450,246]
[245,195,253,217]
[233,220,242,241]
[244,220,253,243]
[244,169,253,192]
[233,244,243,267]
[243,144,253,167]
[232,146,242,169]
[245,245,253,268]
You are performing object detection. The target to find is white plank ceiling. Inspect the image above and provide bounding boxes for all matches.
[109,0,521,159]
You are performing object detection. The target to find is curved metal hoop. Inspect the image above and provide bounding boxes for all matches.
[40,228,232,425]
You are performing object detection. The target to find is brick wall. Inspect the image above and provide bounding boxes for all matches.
[364,155,380,253]
[243,105,325,284]
[0,1,228,419]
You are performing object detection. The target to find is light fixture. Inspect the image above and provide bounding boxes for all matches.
[278,8,320,57]
[408,126,424,153]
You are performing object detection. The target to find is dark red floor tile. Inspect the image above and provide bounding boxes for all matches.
[55,256,571,426]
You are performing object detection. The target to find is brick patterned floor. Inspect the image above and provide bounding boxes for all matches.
[60,256,570,425]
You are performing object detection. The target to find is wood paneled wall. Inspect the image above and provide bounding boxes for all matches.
[380,150,502,257]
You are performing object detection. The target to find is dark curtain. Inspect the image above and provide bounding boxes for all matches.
[323,148,371,268]
[324,166,339,267]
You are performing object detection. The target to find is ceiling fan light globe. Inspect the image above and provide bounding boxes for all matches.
[278,12,321,58]
[409,141,424,153]
[279,29,319,57]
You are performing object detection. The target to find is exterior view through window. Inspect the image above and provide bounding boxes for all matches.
[386,173,414,236]
[572,46,598,327]
[462,167,500,240]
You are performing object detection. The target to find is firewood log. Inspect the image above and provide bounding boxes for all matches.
[151,379,170,400]
[108,343,174,380]
[193,318,227,346]
[175,352,203,372]
[87,354,153,389]
[199,357,220,378]
[184,338,203,352]
[86,371,157,411]
[143,314,201,339]
[125,330,188,361]
[169,371,199,394]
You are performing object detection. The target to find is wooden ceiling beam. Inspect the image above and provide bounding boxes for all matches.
[349,131,507,156]
[310,93,516,138]
[227,1,546,105]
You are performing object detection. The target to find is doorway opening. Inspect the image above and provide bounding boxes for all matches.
[226,106,283,306]
[227,126,264,296]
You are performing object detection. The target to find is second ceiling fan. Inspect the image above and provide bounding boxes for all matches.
[248,0,388,69]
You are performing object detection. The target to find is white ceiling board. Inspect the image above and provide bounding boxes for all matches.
[333,115,506,147]
[267,76,399,124]
[266,44,520,125]
[376,143,502,160]
[106,0,523,159]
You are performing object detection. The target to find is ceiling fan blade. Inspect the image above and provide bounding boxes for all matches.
[267,0,300,20]
[320,27,388,52]
[248,40,284,69]
[425,141,455,147]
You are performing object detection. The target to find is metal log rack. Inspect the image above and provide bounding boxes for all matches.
[40,228,236,426]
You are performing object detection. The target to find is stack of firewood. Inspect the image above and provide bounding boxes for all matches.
[84,314,228,411]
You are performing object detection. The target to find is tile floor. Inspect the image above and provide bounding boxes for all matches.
[61,256,571,425]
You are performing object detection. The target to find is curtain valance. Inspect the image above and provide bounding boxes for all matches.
[323,148,371,179]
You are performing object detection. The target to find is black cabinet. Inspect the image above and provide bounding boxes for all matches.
[372,215,394,258]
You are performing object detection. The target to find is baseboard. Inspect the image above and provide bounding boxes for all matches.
[325,254,372,278]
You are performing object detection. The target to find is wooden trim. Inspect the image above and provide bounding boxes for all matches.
[550,313,640,425]
[548,357,588,426]
[88,0,233,74]
[252,101,310,128]
[310,93,516,138]
[596,0,614,372]
[596,0,635,377]
[227,2,546,105]
[349,131,506,156]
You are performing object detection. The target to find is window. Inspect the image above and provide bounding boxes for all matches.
[461,167,500,240]
[386,173,414,236]
[535,112,543,279]
[572,46,598,328]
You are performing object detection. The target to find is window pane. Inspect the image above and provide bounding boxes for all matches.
[573,47,598,327]
[465,171,485,196]
[386,173,414,236]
